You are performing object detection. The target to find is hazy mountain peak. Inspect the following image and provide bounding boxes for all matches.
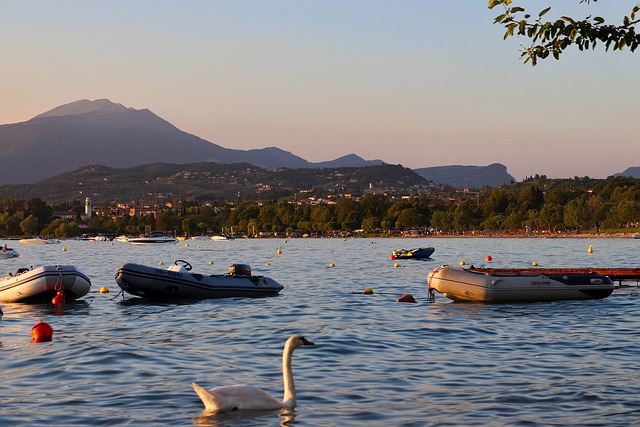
[33,99,130,119]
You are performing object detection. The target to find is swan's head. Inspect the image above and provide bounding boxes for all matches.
[287,335,315,349]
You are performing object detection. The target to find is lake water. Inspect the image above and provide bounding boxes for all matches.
[1,237,639,426]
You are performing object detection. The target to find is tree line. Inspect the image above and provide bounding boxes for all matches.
[2,176,640,238]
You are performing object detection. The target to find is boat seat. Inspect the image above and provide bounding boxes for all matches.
[167,265,188,273]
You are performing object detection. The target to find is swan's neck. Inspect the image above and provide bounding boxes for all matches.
[281,342,296,408]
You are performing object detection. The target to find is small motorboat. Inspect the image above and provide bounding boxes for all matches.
[115,260,284,300]
[127,231,178,245]
[0,265,92,303]
[0,246,19,259]
[427,265,615,303]
[19,237,60,245]
[390,247,435,260]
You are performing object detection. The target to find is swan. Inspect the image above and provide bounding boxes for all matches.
[192,335,315,413]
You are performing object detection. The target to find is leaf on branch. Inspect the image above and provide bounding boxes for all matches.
[539,7,551,18]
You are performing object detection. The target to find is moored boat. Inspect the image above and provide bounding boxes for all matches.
[115,260,284,300]
[0,265,92,303]
[19,237,60,245]
[390,247,434,260]
[0,246,19,259]
[127,232,178,245]
[427,264,614,303]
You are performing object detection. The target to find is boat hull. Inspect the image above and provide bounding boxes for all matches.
[427,265,614,303]
[115,263,284,299]
[0,249,19,259]
[0,265,92,303]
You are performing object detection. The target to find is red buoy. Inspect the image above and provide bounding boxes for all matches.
[486,255,493,262]
[396,293,417,303]
[52,290,65,305]
[31,319,53,342]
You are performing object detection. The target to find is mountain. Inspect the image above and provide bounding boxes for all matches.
[414,163,515,188]
[615,167,640,179]
[0,99,383,184]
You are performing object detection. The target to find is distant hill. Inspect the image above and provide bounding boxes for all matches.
[0,162,432,204]
[615,167,640,179]
[0,99,383,184]
[413,163,515,188]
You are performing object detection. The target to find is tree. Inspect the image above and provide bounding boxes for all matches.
[489,1,640,65]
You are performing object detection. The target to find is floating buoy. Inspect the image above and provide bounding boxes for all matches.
[185,242,189,247]
[197,244,201,248]
[208,261,214,265]
[486,255,492,262]
[51,290,65,305]
[62,245,67,251]
[459,261,466,266]
[277,247,282,254]
[99,286,109,293]
[329,263,335,267]
[532,261,538,266]
[31,319,53,343]
[265,262,270,266]
[393,263,400,268]
[364,288,374,295]
[588,245,593,253]
[396,293,417,303]
[159,261,164,265]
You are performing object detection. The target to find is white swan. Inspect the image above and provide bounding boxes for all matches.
[192,335,315,413]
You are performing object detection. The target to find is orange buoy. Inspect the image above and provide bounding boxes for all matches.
[31,319,53,342]
[396,293,417,303]
[52,290,65,305]
[486,255,492,262]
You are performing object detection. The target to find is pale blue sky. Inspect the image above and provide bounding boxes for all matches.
[1,1,638,180]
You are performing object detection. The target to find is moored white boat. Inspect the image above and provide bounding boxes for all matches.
[427,265,615,303]
[19,237,60,245]
[127,232,177,245]
[115,260,283,299]
[0,246,19,259]
[0,265,92,303]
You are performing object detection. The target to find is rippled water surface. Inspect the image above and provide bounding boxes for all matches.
[1,237,639,426]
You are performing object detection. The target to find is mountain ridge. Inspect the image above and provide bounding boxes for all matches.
[0,99,520,188]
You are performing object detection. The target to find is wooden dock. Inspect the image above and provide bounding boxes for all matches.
[470,267,640,282]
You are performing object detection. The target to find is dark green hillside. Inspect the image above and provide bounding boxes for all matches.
[0,162,432,204]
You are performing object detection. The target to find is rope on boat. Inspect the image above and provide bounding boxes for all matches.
[54,264,64,291]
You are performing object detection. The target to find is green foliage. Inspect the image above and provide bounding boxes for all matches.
[489,0,640,65]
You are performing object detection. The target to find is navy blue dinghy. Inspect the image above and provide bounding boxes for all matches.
[115,260,283,300]
[391,247,435,260]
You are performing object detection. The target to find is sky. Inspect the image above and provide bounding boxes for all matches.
[1,1,638,181]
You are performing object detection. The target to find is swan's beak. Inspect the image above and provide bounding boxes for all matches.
[302,338,315,346]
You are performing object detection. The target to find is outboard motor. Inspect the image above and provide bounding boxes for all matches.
[228,264,252,277]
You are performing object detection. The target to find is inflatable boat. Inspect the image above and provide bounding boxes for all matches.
[427,265,614,303]
[115,260,284,300]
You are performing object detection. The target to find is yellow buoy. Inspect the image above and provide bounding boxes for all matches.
[329,263,335,267]
[532,261,538,266]
[185,242,189,247]
[62,245,67,251]
[459,261,465,266]
[277,247,282,254]
[265,262,270,266]
[588,245,593,253]
[159,261,164,265]
[364,288,374,295]
[100,287,109,293]
[393,263,400,268]
[208,261,214,265]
